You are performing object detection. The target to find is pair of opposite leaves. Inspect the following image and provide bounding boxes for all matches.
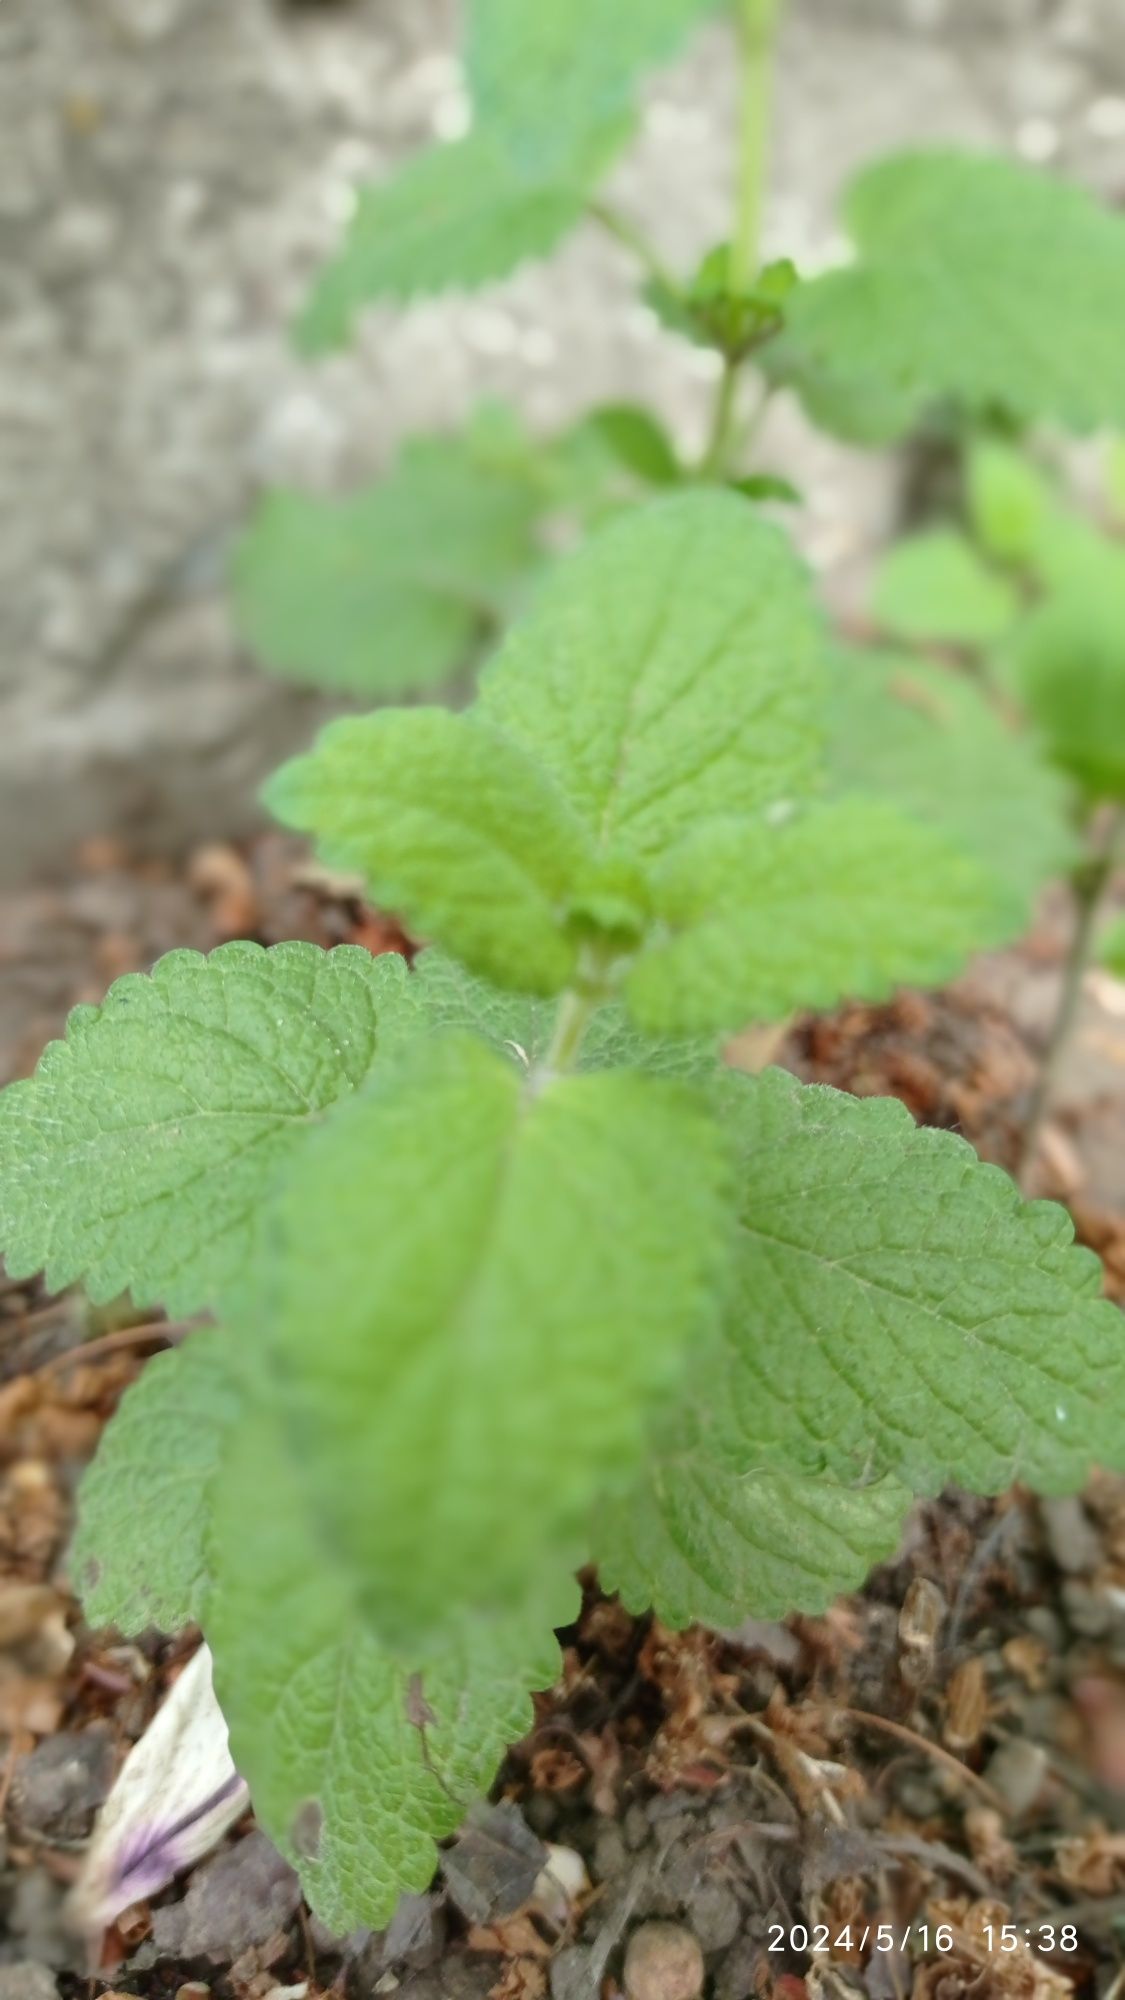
[5,493,1124,1934]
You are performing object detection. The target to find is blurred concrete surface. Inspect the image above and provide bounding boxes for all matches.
[2,0,1124,878]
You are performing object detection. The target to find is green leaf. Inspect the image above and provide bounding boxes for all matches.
[72,1329,240,1633]
[626,796,1013,1035]
[467,0,719,173]
[599,1459,910,1629]
[410,949,719,1082]
[262,1030,733,1645]
[967,441,1055,570]
[825,648,1079,914]
[207,1407,572,1934]
[571,404,682,486]
[73,1330,573,1933]
[716,1067,1125,1495]
[871,529,1018,649]
[1008,560,1125,801]
[646,249,796,358]
[231,435,541,697]
[477,491,826,863]
[266,709,595,995]
[773,150,1125,441]
[297,126,617,353]
[0,943,416,1317]
[729,472,801,505]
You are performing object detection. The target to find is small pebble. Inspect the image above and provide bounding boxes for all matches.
[593,1819,628,1883]
[532,1843,590,1924]
[1041,1495,1102,1575]
[685,1878,741,1952]
[624,1920,705,2000]
[1024,1604,1065,1649]
[1062,1578,1113,1638]
[982,1738,1048,1815]
[9,1728,115,1841]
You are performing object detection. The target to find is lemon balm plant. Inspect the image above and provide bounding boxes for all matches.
[232,0,1125,717]
[7,0,1125,1945]
[4,490,1125,1933]
[229,0,1125,1155]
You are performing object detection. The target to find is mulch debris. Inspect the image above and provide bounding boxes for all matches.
[3,836,1125,1999]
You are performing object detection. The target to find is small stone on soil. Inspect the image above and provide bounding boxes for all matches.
[623,1921,705,2000]
[684,1878,741,1952]
[982,1737,1049,1814]
[9,1727,115,1841]
[150,1829,301,1960]
[440,1800,547,1924]
[1041,1494,1103,1575]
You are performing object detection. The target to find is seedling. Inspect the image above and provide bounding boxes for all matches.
[5,0,1125,1942]
[3,489,1123,1931]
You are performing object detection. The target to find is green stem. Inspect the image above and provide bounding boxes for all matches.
[695,0,782,480]
[729,0,780,295]
[542,988,596,1075]
[698,354,741,479]
[1017,816,1122,1183]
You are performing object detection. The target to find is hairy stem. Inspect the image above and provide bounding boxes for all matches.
[730,0,780,294]
[698,354,741,478]
[697,0,782,480]
[542,987,597,1075]
[1018,814,1122,1183]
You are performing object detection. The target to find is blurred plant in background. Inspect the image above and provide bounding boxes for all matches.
[6,0,1125,1944]
[232,1,1125,1189]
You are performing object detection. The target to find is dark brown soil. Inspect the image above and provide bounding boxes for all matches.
[4,835,1125,2000]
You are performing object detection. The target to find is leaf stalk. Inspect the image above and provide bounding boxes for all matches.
[542,986,597,1075]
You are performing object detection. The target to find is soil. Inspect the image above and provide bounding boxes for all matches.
[4,835,1125,2000]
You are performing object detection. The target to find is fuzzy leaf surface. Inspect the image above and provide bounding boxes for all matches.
[717,1069,1125,1495]
[266,710,593,994]
[207,1410,571,1934]
[298,127,614,352]
[477,491,825,862]
[264,1030,732,1645]
[871,529,1017,648]
[467,0,718,170]
[0,943,415,1316]
[774,150,1125,440]
[72,1330,238,1634]
[626,797,1011,1034]
[231,437,540,696]
[826,649,1078,912]
[409,949,720,1080]
[598,1459,910,1630]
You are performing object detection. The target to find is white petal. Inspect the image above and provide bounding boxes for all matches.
[69,1643,249,1937]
